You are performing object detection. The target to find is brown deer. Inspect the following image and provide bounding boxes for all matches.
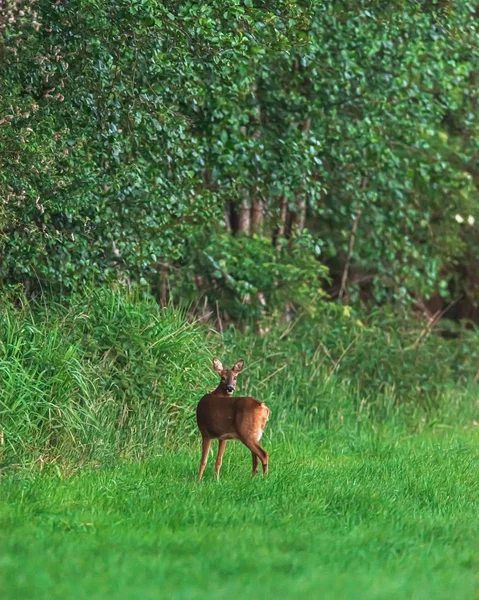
[196,359,270,481]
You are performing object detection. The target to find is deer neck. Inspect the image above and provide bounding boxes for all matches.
[212,385,232,398]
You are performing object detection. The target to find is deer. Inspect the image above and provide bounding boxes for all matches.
[196,359,270,481]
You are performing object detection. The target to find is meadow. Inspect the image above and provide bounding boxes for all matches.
[1,289,478,599]
[2,432,478,600]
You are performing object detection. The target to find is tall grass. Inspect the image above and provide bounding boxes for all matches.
[0,289,215,464]
[0,287,477,465]
[222,309,479,430]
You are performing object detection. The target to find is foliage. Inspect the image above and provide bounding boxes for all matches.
[175,231,328,320]
[1,1,479,306]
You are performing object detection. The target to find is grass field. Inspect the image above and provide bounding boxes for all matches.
[2,429,478,600]
[1,291,478,598]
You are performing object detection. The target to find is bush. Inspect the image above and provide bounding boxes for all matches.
[173,231,329,321]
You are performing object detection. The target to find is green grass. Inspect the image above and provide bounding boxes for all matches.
[1,288,478,598]
[2,430,478,600]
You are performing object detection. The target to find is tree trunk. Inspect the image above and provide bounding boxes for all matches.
[250,197,264,234]
[338,209,362,302]
[278,195,287,237]
[238,196,250,235]
[272,195,288,250]
[224,205,232,233]
[292,197,306,234]
[160,266,169,307]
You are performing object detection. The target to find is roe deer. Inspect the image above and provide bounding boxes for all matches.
[196,359,270,481]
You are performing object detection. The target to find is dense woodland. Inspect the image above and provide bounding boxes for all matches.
[1,0,479,324]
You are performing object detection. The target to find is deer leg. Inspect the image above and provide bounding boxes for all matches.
[240,438,269,476]
[198,435,211,481]
[261,449,269,475]
[252,452,259,476]
[215,440,227,480]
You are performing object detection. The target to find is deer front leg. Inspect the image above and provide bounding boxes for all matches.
[215,440,227,480]
[198,435,211,481]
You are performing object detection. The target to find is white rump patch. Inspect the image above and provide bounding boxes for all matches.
[257,430,263,442]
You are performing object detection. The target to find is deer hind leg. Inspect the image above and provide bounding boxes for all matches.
[236,409,269,476]
[240,437,269,476]
[198,435,211,481]
[258,446,269,475]
[215,440,227,481]
[252,452,259,477]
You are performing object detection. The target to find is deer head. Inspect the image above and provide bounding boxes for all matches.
[212,359,244,395]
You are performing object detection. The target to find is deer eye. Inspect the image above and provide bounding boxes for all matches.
[233,377,237,381]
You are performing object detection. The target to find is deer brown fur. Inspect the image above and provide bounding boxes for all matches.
[196,359,270,481]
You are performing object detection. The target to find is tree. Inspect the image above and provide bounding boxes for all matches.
[1,0,478,319]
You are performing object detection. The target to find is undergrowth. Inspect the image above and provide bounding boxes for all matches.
[0,287,477,466]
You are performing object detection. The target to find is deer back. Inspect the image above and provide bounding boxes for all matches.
[196,394,268,440]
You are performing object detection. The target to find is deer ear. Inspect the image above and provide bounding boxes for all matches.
[232,359,244,374]
[213,359,224,374]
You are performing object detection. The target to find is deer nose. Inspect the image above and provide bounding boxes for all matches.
[226,385,234,393]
